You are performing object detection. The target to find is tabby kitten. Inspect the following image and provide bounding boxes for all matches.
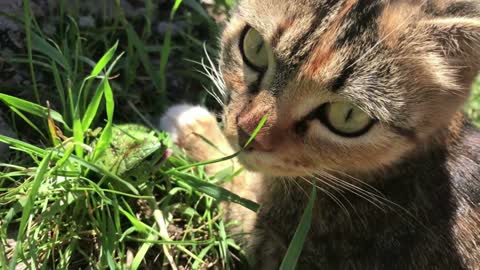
[160,0,480,269]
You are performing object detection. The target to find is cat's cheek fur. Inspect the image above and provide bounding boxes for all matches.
[305,124,416,173]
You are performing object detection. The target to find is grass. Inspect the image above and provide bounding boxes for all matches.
[467,78,480,125]
[0,1,480,269]
[0,1,255,269]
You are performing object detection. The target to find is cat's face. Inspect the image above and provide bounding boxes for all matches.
[218,0,478,176]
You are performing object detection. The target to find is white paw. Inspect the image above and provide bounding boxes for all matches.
[159,104,213,143]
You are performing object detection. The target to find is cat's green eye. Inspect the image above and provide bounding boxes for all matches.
[241,27,268,70]
[321,102,374,137]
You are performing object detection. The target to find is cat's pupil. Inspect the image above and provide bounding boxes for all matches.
[344,108,354,122]
[255,41,264,54]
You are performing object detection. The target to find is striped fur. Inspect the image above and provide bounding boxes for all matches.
[163,0,480,268]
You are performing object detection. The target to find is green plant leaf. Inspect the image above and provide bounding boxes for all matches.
[0,134,46,156]
[8,106,46,140]
[125,23,165,106]
[66,153,139,195]
[92,80,114,161]
[31,32,69,70]
[244,114,268,148]
[82,79,106,131]
[183,0,211,22]
[0,94,70,129]
[73,116,84,158]
[90,41,118,77]
[170,170,259,212]
[0,135,139,195]
[279,187,317,270]
[130,230,156,270]
[9,152,52,270]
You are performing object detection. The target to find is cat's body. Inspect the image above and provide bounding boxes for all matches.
[249,115,480,269]
[161,0,480,269]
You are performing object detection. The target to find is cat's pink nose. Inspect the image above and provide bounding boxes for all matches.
[237,113,274,152]
[237,126,273,152]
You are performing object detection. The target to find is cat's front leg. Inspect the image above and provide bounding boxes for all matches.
[159,104,261,240]
[160,104,236,173]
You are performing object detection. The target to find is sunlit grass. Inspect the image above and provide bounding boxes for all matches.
[0,0,252,269]
[1,0,480,269]
[467,78,480,125]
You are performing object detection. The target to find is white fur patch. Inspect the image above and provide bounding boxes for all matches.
[158,104,212,143]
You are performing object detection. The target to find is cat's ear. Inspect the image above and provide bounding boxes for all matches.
[420,18,480,86]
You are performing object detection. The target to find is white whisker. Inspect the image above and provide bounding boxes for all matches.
[299,176,353,226]
[347,0,429,70]
[184,43,229,108]
[313,169,443,240]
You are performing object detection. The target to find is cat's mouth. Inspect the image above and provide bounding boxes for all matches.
[236,150,310,177]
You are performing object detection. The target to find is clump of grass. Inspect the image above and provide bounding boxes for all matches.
[0,0,257,269]
[4,0,479,269]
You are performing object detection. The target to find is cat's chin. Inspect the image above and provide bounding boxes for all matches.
[236,151,310,177]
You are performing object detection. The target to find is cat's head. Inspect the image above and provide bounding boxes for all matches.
[217,0,480,176]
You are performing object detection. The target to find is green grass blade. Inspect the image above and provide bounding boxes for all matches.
[118,207,151,234]
[125,24,164,105]
[191,244,214,270]
[73,117,84,158]
[0,134,46,156]
[51,62,67,115]
[8,106,47,141]
[0,94,70,129]
[171,0,183,19]
[77,42,118,120]
[31,32,69,70]
[66,154,139,195]
[9,151,52,270]
[279,187,317,270]
[82,50,123,132]
[170,114,268,172]
[244,114,268,148]
[92,80,114,161]
[170,170,259,212]
[75,41,118,116]
[32,33,70,70]
[0,134,138,195]
[130,231,156,270]
[183,0,211,22]
[90,41,118,77]
[82,79,106,130]
[23,0,40,104]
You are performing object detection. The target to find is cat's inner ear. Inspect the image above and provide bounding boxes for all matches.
[421,18,480,86]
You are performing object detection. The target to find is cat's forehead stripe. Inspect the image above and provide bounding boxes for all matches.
[288,0,383,71]
[334,1,383,46]
[330,59,356,92]
[270,17,295,48]
[294,0,385,93]
[288,0,345,63]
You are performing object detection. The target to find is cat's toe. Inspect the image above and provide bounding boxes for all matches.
[159,104,216,144]
[159,104,235,166]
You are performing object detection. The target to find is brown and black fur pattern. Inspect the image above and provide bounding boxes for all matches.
[161,0,480,269]
[249,116,480,269]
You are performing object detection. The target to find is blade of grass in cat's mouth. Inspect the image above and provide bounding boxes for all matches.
[236,151,310,176]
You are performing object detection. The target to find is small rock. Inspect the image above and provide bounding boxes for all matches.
[79,16,95,28]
